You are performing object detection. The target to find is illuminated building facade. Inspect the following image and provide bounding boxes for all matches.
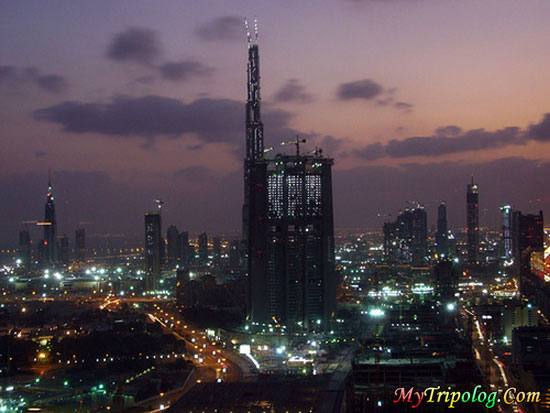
[500,205,515,263]
[466,177,479,263]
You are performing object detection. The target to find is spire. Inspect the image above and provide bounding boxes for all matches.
[245,17,264,160]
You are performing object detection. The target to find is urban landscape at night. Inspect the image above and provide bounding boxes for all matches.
[1,1,550,412]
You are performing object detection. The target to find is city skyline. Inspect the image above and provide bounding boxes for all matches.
[2,1,550,247]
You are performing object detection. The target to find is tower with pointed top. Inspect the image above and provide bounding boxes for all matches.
[43,172,58,265]
[466,176,479,263]
[242,19,264,253]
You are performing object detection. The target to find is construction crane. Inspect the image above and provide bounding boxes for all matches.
[154,199,164,215]
[263,147,274,154]
[281,136,306,156]
[307,147,324,157]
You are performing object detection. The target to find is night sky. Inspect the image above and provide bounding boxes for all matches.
[1,0,550,247]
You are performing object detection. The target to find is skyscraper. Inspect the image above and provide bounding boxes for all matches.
[242,19,264,263]
[243,26,336,329]
[466,177,479,263]
[166,225,179,262]
[178,230,190,265]
[43,173,57,266]
[59,233,69,264]
[75,228,86,261]
[500,205,514,263]
[198,232,208,266]
[517,211,544,298]
[19,230,31,267]
[383,206,428,266]
[145,212,162,291]
[436,203,449,258]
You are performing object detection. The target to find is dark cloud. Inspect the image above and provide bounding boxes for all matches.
[106,27,161,65]
[394,101,413,113]
[34,151,47,158]
[195,16,242,41]
[337,79,383,100]
[527,113,550,142]
[273,79,314,103]
[435,125,462,137]
[0,65,68,94]
[35,74,68,94]
[355,142,386,160]
[159,60,212,82]
[32,94,297,150]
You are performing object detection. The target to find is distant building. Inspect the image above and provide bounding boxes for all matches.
[383,206,428,266]
[59,233,69,264]
[75,228,86,261]
[166,225,179,262]
[435,203,449,257]
[466,177,479,263]
[500,205,515,263]
[229,240,241,269]
[177,231,190,265]
[18,230,31,267]
[43,173,58,265]
[198,232,208,265]
[145,212,162,291]
[213,237,221,261]
[434,259,459,305]
[517,210,544,298]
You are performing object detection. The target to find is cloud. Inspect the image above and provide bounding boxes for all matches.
[352,115,550,160]
[35,74,68,94]
[106,27,161,65]
[195,16,243,41]
[0,65,68,94]
[527,113,550,142]
[32,94,298,149]
[273,79,314,103]
[34,151,47,158]
[337,79,383,100]
[394,101,413,113]
[159,60,212,82]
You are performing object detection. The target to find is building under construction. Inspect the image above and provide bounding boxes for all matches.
[242,21,336,330]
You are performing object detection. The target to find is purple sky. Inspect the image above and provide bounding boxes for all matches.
[1,0,550,247]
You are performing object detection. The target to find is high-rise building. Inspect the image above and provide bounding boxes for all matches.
[466,177,479,263]
[43,173,57,265]
[242,21,264,267]
[517,211,544,298]
[145,212,162,291]
[19,230,31,267]
[75,228,86,261]
[436,203,449,258]
[434,259,459,305]
[166,225,179,262]
[178,231,190,265]
[383,206,428,266]
[59,234,69,264]
[243,28,336,329]
[229,240,241,269]
[500,205,515,263]
[198,232,208,265]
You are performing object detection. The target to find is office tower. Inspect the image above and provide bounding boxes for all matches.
[178,231,190,265]
[500,205,514,263]
[59,234,69,264]
[75,228,86,261]
[198,232,208,265]
[19,230,31,267]
[517,211,544,298]
[466,177,479,263]
[145,212,162,291]
[383,206,428,266]
[166,225,179,262]
[436,203,449,258]
[243,29,336,329]
[43,173,57,265]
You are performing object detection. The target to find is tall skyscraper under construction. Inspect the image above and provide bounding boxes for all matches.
[383,205,428,266]
[43,173,57,265]
[243,22,336,329]
[466,177,479,263]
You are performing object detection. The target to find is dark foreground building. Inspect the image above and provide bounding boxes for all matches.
[243,27,336,330]
[145,211,162,291]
